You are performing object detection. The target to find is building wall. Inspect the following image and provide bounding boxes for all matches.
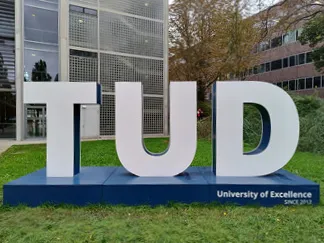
[23,0,59,138]
[16,0,168,140]
[246,27,324,97]
[0,0,16,138]
[68,0,168,137]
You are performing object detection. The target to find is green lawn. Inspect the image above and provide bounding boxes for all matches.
[0,138,323,242]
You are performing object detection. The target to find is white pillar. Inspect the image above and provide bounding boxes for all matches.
[59,0,69,82]
[163,0,169,136]
[15,0,25,141]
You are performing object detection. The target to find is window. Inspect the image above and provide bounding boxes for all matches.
[69,5,83,13]
[271,59,282,71]
[296,28,303,40]
[298,78,305,90]
[306,77,313,89]
[289,56,296,67]
[283,81,288,90]
[283,31,297,44]
[277,82,282,88]
[288,30,296,43]
[24,49,59,81]
[259,41,270,52]
[271,36,282,48]
[265,62,271,72]
[283,58,288,68]
[24,6,58,44]
[70,5,97,16]
[283,34,289,44]
[84,8,97,16]
[322,76,324,87]
[253,66,258,75]
[297,53,305,65]
[314,76,321,88]
[260,64,265,73]
[70,49,98,58]
[306,52,312,63]
[289,80,296,91]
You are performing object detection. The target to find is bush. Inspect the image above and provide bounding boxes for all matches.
[243,105,262,147]
[197,101,212,117]
[293,94,322,117]
[197,117,211,139]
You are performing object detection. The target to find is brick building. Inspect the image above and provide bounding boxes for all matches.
[246,7,324,97]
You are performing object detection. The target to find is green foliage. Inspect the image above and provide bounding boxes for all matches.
[0,139,323,242]
[197,101,212,117]
[296,95,324,153]
[197,118,211,139]
[292,94,322,117]
[299,14,324,72]
[31,60,52,82]
[243,105,262,148]
[197,101,212,139]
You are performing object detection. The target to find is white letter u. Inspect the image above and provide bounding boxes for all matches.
[115,82,197,177]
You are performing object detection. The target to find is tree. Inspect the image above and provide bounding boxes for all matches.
[260,0,324,38]
[169,0,261,101]
[299,14,324,72]
[203,0,261,85]
[169,0,219,87]
[31,60,52,82]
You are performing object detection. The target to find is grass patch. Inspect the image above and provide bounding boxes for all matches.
[0,138,323,242]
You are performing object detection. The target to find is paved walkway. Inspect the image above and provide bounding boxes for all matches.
[0,139,46,154]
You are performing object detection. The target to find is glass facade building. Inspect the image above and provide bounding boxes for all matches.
[11,0,168,140]
[0,0,15,138]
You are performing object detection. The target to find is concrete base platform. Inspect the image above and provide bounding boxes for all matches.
[3,167,320,207]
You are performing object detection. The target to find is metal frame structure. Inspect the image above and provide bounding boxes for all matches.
[14,0,169,140]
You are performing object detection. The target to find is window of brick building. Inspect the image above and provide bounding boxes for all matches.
[271,59,282,71]
[283,81,288,90]
[259,41,270,51]
[289,56,296,67]
[253,66,258,74]
[298,53,305,65]
[271,36,282,48]
[306,77,313,89]
[306,52,312,63]
[296,28,303,40]
[298,78,305,90]
[283,30,296,44]
[283,58,289,68]
[314,76,321,88]
[289,80,296,90]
